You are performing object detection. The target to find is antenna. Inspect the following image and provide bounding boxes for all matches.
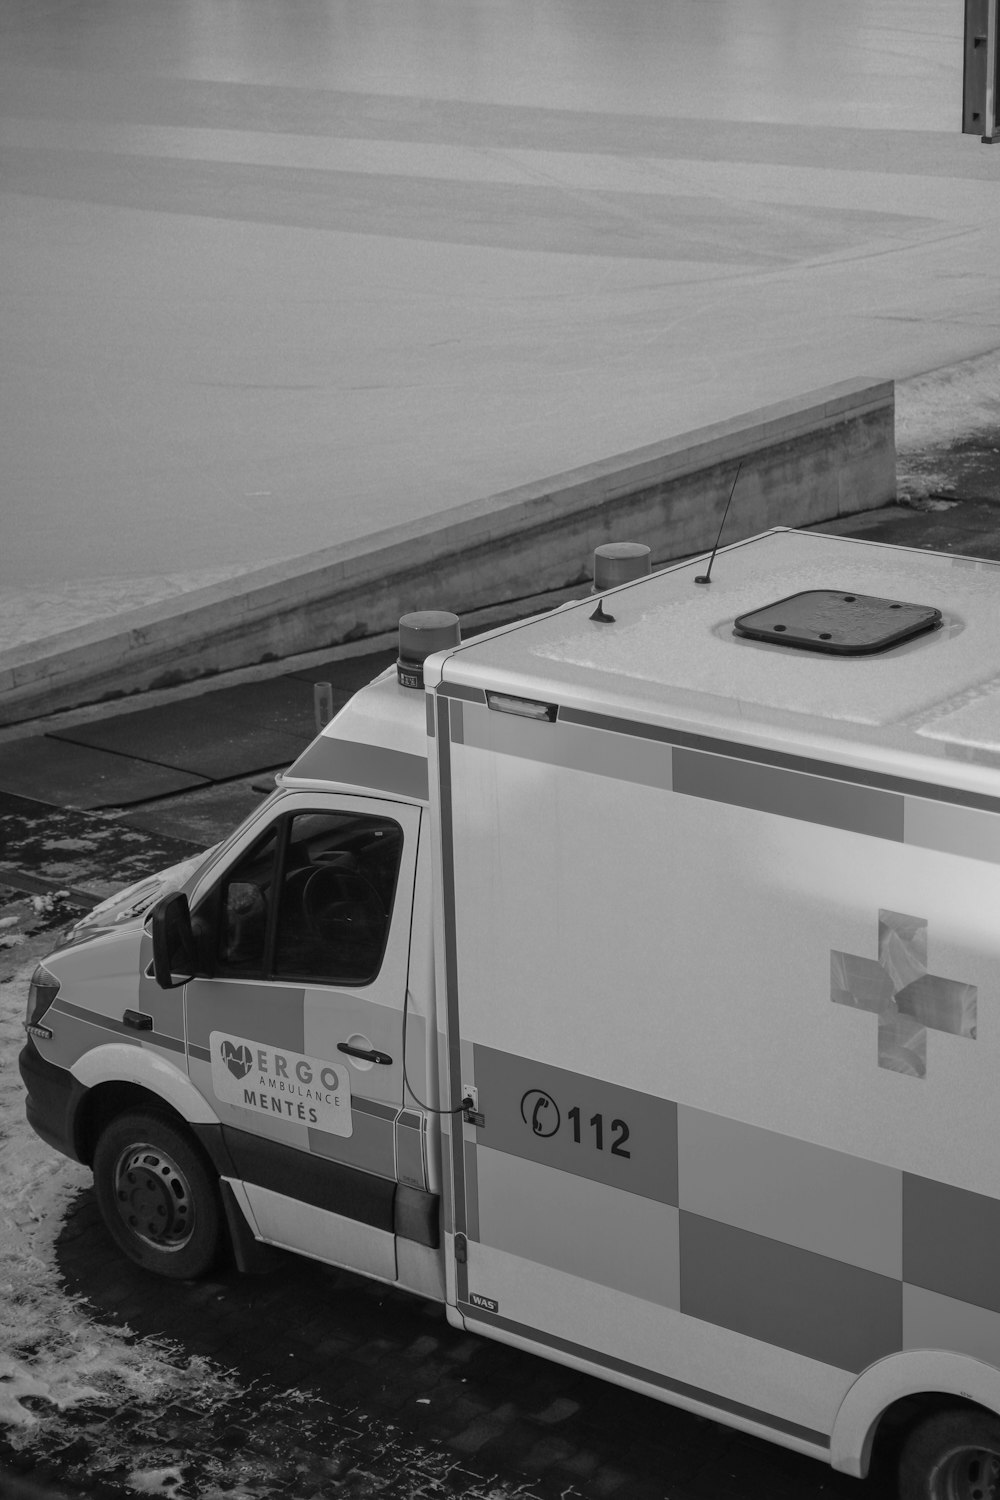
[694,461,743,585]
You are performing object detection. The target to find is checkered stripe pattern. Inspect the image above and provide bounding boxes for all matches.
[470,1045,1000,1375]
[452,697,1000,867]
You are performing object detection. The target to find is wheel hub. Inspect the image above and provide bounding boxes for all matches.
[114,1144,193,1251]
[940,1448,1000,1500]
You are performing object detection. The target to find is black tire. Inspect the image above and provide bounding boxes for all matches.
[898,1407,1000,1500]
[92,1109,224,1280]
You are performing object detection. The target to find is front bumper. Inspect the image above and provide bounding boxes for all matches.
[19,1041,88,1164]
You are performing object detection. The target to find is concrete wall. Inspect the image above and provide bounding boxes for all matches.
[0,377,894,727]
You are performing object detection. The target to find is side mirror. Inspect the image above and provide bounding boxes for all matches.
[151,892,198,989]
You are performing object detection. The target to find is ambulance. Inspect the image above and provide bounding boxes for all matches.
[20,527,1000,1499]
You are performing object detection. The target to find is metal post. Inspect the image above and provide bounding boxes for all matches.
[313,681,334,732]
[964,0,1000,142]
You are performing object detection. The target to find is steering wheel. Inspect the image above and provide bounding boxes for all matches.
[302,866,386,946]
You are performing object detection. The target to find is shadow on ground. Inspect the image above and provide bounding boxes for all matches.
[0,1187,895,1500]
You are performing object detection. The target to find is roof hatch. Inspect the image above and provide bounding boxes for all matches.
[733,589,941,656]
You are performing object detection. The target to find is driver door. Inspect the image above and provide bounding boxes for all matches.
[184,793,420,1280]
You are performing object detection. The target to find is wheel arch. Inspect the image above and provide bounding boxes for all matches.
[831,1350,1000,1477]
[69,1042,221,1165]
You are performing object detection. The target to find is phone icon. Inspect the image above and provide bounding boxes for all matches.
[519,1088,560,1138]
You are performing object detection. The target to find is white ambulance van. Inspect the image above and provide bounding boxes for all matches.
[20,528,1000,1498]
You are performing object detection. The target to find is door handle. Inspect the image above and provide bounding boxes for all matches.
[337,1041,392,1065]
[122,1009,153,1031]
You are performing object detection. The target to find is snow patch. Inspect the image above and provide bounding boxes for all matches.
[0,1360,101,1427]
[0,954,239,1454]
[128,1465,186,1493]
[896,349,1000,454]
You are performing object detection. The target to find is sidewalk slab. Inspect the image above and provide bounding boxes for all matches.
[45,675,323,778]
[0,652,399,816]
[171,674,337,736]
[116,776,274,846]
[49,715,309,784]
[0,739,207,810]
[812,497,1000,559]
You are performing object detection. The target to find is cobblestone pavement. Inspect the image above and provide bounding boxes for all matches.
[7,1186,891,1500]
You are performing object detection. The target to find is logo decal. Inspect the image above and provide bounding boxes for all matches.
[469,1293,499,1313]
[221,1040,253,1080]
[832,910,977,1078]
[209,1032,353,1135]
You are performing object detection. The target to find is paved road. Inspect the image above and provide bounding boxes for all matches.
[3,0,999,635]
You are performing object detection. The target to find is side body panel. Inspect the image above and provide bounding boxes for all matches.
[431,685,1000,1461]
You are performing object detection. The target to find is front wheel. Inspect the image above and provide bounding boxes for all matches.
[93,1109,224,1279]
[898,1408,1000,1500]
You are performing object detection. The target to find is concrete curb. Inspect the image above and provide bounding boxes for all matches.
[0,377,894,727]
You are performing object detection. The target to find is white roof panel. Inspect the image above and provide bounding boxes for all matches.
[438,530,1000,793]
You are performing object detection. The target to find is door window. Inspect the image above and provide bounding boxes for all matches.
[199,811,404,987]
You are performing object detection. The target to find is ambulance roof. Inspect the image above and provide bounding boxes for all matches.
[430,529,1000,799]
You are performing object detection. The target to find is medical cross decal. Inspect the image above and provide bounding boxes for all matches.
[831,910,977,1078]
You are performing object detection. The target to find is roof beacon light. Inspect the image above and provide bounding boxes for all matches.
[397,611,461,688]
[592,542,651,593]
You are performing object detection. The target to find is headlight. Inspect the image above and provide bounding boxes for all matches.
[25,962,60,1038]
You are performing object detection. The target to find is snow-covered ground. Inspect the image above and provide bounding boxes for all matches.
[896,350,1000,458]
[0,941,241,1490]
[895,348,1000,501]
